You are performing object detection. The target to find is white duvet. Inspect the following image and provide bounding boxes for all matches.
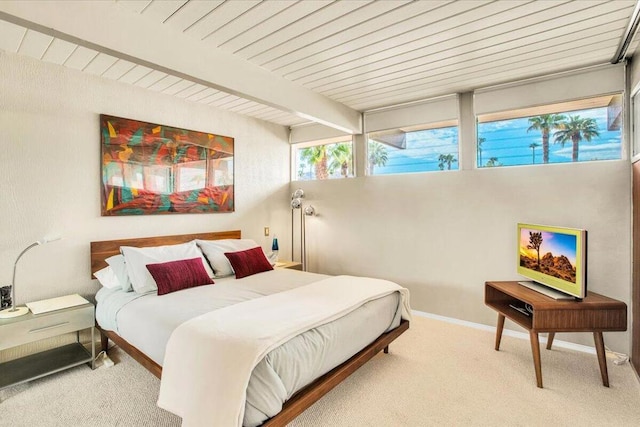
[157,275,411,427]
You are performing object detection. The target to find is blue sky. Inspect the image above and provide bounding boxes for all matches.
[371,126,459,175]
[371,105,621,175]
[478,107,621,167]
[297,105,622,179]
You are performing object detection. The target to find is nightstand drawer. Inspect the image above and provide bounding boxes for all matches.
[0,304,94,350]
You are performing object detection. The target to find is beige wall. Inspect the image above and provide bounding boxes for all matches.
[293,142,632,353]
[0,51,291,304]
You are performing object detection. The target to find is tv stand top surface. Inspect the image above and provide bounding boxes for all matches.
[485,281,627,333]
[487,281,622,308]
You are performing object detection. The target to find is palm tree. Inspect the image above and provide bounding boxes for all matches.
[477,137,486,167]
[328,143,352,178]
[438,153,457,170]
[553,115,600,162]
[529,142,540,164]
[368,140,389,175]
[527,114,566,163]
[299,145,328,179]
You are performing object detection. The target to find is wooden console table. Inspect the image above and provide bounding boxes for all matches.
[485,281,627,388]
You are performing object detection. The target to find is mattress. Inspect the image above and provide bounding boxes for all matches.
[96,269,403,426]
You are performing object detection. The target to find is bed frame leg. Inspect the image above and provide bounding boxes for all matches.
[99,329,109,353]
[383,345,389,354]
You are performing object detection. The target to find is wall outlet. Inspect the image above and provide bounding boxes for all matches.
[264,226,270,236]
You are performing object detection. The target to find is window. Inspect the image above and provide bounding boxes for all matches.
[477,94,622,168]
[367,121,459,175]
[295,137,353,181]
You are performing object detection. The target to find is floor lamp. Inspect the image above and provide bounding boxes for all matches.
[301,205,316,271]
[290,189,316,272]
[291,189,304,268]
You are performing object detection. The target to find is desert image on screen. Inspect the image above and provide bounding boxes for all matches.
[519,229,577,283]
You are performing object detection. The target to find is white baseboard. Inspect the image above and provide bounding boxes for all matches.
[411,309,597,355]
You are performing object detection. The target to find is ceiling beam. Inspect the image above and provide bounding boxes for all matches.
[0,1,362,133]
[611,0,640,64]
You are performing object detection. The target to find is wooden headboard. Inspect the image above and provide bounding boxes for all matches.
[90,230,241,277]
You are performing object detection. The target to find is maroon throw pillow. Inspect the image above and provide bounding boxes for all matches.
[224,246,274,279]
[146,258,214,295]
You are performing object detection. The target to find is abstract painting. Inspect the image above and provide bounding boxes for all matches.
[100,115,234,216]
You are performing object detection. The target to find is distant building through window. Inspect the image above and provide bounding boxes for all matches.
[477,94,622,168]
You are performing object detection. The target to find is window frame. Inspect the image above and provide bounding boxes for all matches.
[292,135,355,181]
[365,120,460,176]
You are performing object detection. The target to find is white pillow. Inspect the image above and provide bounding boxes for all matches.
[120,241,214,294]
[106,254,133,292]
[196,239,266,277]
[94,266,121,289]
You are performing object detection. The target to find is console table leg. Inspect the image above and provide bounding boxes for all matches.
[593,332,609,387]
[495,314,505,351]
[546,332,555,350]
[529,331,543,388]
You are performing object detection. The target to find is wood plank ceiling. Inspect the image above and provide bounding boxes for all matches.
[0,0,638,129]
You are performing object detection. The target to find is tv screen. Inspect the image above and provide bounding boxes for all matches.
[517,223,587,300]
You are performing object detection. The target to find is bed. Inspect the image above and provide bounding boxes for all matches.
[90,230,410,426]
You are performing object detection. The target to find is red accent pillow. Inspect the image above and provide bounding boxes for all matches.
[224,246,274,279]
[146,258,214,295]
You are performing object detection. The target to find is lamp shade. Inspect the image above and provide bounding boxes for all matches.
[0,235,62,319]
[38,235,62,245]
[291,198,302,209]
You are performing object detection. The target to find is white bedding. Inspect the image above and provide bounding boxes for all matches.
[158,275,410,427]
[97,269,329,364]
[96,269,409,426]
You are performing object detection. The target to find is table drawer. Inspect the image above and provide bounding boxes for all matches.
[0,304,94,350]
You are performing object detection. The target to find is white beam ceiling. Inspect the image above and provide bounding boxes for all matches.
[0,0,362,133]
[1,1,638,132]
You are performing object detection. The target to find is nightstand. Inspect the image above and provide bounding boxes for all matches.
[0,301,95,390]
[275,261,303,271]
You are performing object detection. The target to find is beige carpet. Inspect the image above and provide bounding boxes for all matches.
[1,315,639,426]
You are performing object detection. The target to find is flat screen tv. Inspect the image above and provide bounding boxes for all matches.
[517,223,587,300]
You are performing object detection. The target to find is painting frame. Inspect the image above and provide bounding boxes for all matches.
[100,114,234,216]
